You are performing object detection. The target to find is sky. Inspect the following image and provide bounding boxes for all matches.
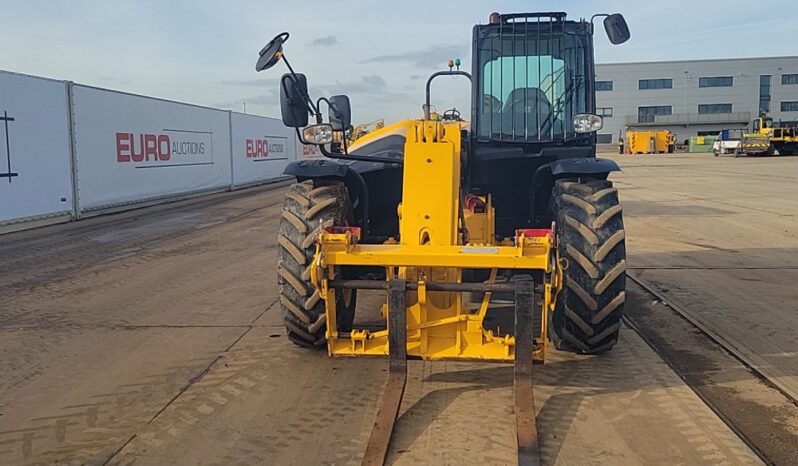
[2,0,797,123]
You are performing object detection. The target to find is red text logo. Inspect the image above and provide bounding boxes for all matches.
[246,139,285,158]
[116,132,171,162]
[246,139,269,158]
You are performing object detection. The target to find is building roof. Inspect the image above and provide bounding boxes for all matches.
[598,55,798,67]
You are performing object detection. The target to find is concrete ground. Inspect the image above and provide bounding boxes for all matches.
[613,152,798,399]
[612,152,798,464]
[2,153,794,464]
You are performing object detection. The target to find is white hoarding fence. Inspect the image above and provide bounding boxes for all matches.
[230,112,294,187]
[1,68,299,231]
[0,71,74,225]
[297,136,323,160]
[71,85,232,212]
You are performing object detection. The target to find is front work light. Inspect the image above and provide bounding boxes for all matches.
[573,113,603,133]
[303,124,334,145]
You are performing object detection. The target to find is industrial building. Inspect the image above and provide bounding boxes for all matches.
[595,56,798,144]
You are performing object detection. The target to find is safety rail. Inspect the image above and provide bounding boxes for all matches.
[626,111,751,126]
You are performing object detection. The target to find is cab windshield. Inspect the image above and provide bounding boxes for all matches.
[755,118,774,131]
[476,28,589,141]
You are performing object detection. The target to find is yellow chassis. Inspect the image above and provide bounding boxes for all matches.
[311,120,562,364]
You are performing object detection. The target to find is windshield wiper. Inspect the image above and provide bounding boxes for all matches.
[539,76,582,138]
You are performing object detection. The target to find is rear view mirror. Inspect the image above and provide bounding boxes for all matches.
[280,73,309,127]
[604,14,630,45]
[256,32,289,72]
[329,95,352,131]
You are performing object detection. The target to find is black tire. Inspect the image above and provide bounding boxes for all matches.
[766,144,777,156]
[277,180,357,347]
[550,179,626,354]
[779,144,796,156]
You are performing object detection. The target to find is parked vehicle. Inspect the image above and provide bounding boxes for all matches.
[626,130,675,154]
[713,129,743,157]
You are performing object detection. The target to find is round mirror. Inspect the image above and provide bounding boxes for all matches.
[256,32,289,72]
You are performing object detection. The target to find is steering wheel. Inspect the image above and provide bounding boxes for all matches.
[443,108,461,121]
[256,32,290,71]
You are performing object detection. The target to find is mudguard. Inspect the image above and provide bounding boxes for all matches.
[283,158,375,229]
[529,157,621,226]
[548,157,620,176]
[284,159,350,178]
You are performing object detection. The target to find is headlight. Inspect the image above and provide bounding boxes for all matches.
[573,114,603,133]
[303,124,334,145]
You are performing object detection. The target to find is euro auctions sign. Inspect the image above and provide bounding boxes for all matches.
[116,130,213,166]
[245,137,287,160]
[230,112,293,186]
[71,84,232,211]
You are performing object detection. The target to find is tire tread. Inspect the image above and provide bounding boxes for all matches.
[552,178,626,354]
[277,180,356,347]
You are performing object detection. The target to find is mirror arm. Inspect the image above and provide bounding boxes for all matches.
[316,97,349,155]
[589,13,609,35]
[294,126,308,145]
[425,71,472,120]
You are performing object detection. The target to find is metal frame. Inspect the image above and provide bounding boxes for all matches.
[315,227,557,362]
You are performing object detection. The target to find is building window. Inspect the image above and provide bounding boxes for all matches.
[597,133,613,144]
[699,76,733,87]
[760,75,772,114]
[782,74,798,85]
[597,107,613,117]
[698,103,733,114]
[782,101,798,112]
[596,81,613,91]
[638,105,672,123]
[639,78,672,90]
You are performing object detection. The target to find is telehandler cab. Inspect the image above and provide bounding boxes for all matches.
[256,11,630,465]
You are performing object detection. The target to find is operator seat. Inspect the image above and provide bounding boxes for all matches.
[502,87,561,139]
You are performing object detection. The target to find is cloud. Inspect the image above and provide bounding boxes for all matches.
[98,76,132,85]
[317,75,387,95]
[219,78,278,87]
[362,44,466,69]
[214,75,400,113]
[308,36,337,47]
[212,86,280,111]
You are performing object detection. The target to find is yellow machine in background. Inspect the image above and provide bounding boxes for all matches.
[745,115,798,155]
[349,119,385,144]
[626,130,676,154]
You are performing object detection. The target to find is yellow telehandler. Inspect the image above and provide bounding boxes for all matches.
[255,10,630,465]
